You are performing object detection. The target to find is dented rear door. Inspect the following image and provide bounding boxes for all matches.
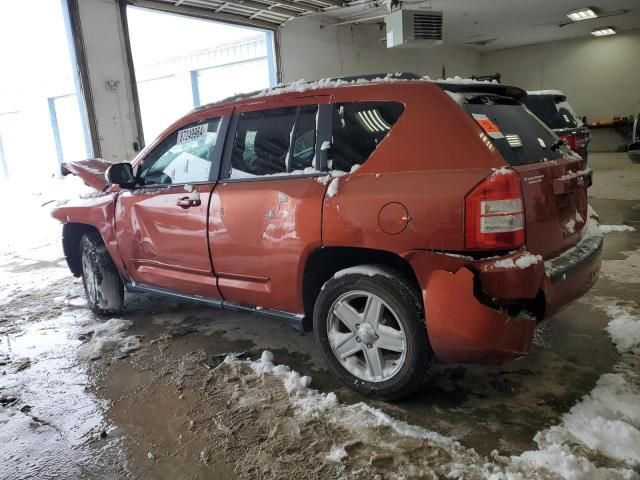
[209,96,332,313]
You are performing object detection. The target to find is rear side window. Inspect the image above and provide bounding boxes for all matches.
[231,107,297,178]
[464,96,564,166]
[229,105,319,179]
[329,102,404,171]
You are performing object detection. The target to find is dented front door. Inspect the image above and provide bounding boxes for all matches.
[115,109,232,299]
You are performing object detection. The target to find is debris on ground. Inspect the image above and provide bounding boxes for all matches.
[201,351,249,369]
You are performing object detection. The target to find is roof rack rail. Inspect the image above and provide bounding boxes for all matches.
[470,73,502,84]
[326,72,422,82]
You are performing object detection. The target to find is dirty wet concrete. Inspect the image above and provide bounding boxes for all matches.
[1,153,640,479]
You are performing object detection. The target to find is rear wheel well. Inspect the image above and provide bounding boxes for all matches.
[62,223,101,277]
[302,247,420,331]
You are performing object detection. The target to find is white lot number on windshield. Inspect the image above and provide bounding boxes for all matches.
[177,124,209,145]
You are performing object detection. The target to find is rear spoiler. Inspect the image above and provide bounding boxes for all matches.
[437,82,527,102]
[527,90,567,103]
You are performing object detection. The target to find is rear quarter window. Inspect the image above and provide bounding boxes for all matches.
[329,102,404,171]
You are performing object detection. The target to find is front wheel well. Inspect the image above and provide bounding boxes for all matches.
[62,223,101,276]
[302,247,420,330]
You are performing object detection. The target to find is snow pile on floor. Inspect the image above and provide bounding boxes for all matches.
[77,318,141,360]
[515,444,635,480]
[223,295,640,478]
[225,350,639,479]
[600,225,636,234]
[514,302,640,475]
[530,373,640,468]
[605,305,640,353]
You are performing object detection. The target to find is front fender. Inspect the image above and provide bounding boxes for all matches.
[51,193,127,279]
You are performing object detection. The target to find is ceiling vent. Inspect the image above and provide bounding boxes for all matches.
[385,10,443,49]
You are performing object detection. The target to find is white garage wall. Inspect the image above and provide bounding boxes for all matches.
[278,17,481,83]
[480,30,640,121]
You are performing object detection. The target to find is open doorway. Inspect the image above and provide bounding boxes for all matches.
[0,0,92,181]
[126,6,277,146]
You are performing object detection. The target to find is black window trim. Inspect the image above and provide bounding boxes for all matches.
[219,103,333,183]
[134,115,231,189]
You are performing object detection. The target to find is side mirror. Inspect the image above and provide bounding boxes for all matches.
[105,162,135,189]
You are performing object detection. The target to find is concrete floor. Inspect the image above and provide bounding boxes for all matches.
[1,153,639,479]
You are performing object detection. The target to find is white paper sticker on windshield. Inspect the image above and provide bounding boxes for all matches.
[177,124,208,144]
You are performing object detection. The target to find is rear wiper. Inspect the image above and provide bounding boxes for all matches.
[550,139,565,151]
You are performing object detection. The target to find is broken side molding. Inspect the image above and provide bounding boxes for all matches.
[125,282,305,332]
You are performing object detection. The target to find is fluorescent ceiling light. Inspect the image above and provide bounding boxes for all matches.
[591,27,616,36]
[567,8,598,21]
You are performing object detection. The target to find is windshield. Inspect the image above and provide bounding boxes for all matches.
[462,94,566,166]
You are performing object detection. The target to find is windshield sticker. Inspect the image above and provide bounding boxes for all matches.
[177,124,209,144]
[471,113,504,139]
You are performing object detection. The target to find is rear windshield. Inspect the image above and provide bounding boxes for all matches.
[524,95,580,130]
[463,94,565,166]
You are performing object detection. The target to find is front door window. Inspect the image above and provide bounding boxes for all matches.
[140,118,221,185]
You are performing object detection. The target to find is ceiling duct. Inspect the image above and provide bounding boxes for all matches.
[385,9,443,48]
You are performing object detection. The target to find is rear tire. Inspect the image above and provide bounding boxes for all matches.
[313,265,434,400]
[80,232,124,316]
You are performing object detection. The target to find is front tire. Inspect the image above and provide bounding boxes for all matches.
[80,232,124,316]
[313,266,434,400]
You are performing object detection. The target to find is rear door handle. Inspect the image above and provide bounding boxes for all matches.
[177,197,201,209]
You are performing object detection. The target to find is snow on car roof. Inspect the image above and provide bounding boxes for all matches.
[193,73,501,113]
[434,76,499,85]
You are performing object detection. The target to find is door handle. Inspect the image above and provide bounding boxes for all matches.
[177,196,201,209]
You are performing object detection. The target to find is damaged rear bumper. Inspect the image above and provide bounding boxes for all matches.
[404,231,603,364]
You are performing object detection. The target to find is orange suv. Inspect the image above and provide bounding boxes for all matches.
[52,74,602,400]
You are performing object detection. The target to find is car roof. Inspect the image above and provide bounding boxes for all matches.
[191,72,526,114]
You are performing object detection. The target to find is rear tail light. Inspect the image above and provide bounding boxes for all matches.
[465,169,525,250]
[560,134,578,151]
